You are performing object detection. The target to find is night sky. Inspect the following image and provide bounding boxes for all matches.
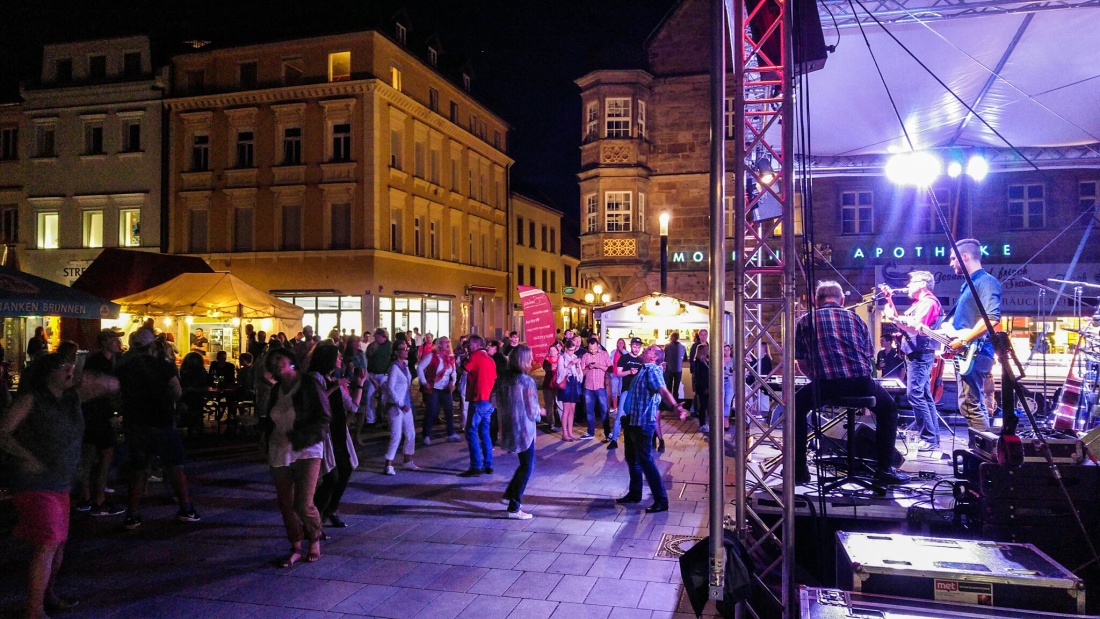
[0,0,681,234]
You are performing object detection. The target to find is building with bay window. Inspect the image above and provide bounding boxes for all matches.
[166,26,511,339]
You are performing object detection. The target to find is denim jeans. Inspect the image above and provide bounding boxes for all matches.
[423,388,455,438]
[584,388,609,435]
[466,401,494,470]
[506,443,535,512]
[623,425,667,505]
[906,352,939,445]
[609,408,624,441]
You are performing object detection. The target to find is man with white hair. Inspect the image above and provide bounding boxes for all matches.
[793,281,907,487]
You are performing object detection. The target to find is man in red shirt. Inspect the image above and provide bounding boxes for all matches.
[884,270,943,451]
[460,335,497,477]
[579,337,613,443]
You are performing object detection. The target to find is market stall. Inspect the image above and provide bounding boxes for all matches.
[0,264,120,368]
[593,293,730,349]
[112,272,304,360]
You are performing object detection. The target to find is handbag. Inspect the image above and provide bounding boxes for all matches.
[560,375,583,403]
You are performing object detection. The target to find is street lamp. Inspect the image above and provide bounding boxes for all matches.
[584,292,595,333]
[659,212,670,294]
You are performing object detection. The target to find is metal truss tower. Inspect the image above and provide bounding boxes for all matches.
[722,0,798,615]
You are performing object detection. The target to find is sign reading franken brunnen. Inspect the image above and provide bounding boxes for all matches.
[0,268,119,319]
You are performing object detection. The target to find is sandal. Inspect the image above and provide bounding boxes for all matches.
[307,540,322,563]
[280,548,304,568]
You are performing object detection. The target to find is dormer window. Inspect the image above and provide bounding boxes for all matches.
[89,55,107,80]
[396,23,407,44]
[462,73,471,91]
[55,58,73,83]
[429,47,438,67]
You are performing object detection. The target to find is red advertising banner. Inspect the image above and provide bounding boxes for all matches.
[518,285,557,367]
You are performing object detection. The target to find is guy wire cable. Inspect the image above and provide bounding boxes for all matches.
[846,0,915,151]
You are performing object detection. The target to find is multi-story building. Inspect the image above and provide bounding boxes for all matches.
[16,36,163,285]
[512,191,565,334]
[576,0,1099,356]
[165,26,512,339]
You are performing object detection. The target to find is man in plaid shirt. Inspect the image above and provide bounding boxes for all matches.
[793,281,907,487]
[616,345,688,513]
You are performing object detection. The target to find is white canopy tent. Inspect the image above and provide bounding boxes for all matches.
[803,4,1100,164]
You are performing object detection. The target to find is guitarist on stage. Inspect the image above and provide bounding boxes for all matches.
[881,271,943,451]
[947,239,1002,430]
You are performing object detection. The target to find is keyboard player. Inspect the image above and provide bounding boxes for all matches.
[793,281,909,486]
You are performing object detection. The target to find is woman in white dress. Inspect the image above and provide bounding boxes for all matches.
[383,341,418,475]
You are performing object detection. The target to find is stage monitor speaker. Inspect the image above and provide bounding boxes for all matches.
[747,0,829,76]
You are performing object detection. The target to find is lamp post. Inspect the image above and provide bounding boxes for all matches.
[659,212,670,294]
[584,291,595,334]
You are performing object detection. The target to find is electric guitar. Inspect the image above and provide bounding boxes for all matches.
[889,315,982,376]
[1052,342,1084,431]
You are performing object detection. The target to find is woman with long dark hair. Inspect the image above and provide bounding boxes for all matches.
[308,343,364,529]
[179,352,210,434]
[540,343,561,432]
[262,348,331,567]
[0,353,118,617]
[495,345,543,519]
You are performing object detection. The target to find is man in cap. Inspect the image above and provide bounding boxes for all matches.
[116,328,200,529]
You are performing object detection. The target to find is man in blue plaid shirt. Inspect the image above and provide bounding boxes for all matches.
[616,345,688,513]
[793,281,907,487]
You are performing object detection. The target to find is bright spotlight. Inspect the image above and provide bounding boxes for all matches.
[884,152,942,186]
[966,156,988,182]
[947,161,963,178]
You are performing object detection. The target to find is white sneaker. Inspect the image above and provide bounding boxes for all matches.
[447,434,462,442]
[507,510,533,520]
[699,425,710,434]
[384,466,396,476]
[423,436,431,446]
[404,462,420,471]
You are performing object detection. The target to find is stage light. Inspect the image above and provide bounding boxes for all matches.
[884,151,941,187]
[946,161,963,178]
[966,155,988,181]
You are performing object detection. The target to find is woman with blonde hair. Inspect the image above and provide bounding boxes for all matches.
[495,345,543,519]
[382,340,417,475]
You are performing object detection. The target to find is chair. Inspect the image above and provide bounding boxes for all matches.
[813,396,885,494]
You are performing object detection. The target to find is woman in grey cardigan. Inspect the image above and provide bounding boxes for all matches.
[495,345,544,520]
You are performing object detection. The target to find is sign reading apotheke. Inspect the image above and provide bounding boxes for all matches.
[876,263,1100,315]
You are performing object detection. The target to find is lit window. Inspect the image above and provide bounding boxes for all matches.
[283,127,302,165]
[328,51,351,82]
[605,191,633,232]
[605,98,631,138]
[585,101,598,141]
[840,191,873,235]
[331,123,351,162]
[1008,184,1045,229]
[191,134,209,171]
[236,131,254,167]
[82,210,103,248]
[37,212,59,249]
[390,66,402,91]
[585,194,598,233]
[638,192,646,232]
[119,209,141,246]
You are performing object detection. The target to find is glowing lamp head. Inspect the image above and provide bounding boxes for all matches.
[659,212,670,236]
[584,292,595,304]
[966,156,988,181]
[601,293,611,303]
[592,284,603,295]
[947,161,963,178]
[884,151,942,187]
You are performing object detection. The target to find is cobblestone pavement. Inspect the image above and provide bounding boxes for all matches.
[1,413,730,618]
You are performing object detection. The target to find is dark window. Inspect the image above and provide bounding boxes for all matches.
[185,70,204,95]
[565,265,572,286]
[89,55,107,80]
[550,229,556,253]
[85,125,104,155]
[517,264,524,286]
[282,205,302,250]
[0,128,17,160]
[189,210,208,253]
[123,52,142,77]
[541,225,547,251]
[449,101,458,124]
[239,61,258,88]
[550,270,557,293]
[541,269,548,291]
[529,266,535,287]
[283,127,302,165]
[55,58,73,82]
[236,131,254,167]
[429,87,439,112]
[331,203,351,249]
[0,206,18,243]
[332,123,351,161]
[191,134,209,171]
[234,208,252,251]
[122,121,141,152]
[516,217,524,245]
[528,221,535,248]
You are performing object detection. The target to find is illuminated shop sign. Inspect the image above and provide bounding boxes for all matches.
[853,244,1011,260]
